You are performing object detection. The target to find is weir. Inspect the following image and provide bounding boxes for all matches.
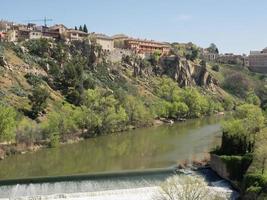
[0,116,232,199]
[0,167,239,199]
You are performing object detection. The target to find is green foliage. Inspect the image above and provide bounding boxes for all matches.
[185,46,199,61]
[212,65,220,72]
[0,103,16,142]
[24,38,51,57]
[16,118,41,146]
[42,104,79,145]
[154,77,222,118]
[181,88,208,118]
[246,91,261,106]
[149,50,161,65]
[220,104,264,155]
[220,155,252,180]
[244,173,267,195]
[25,73,43,86]
[235,104,264,132]
[29,86,49,119]
[207,43,219,54]
[222,97,235,111]
[83,24,88,33]
[81,88,127,135]
[123,95,153,126]
[223,72,252,98]
[171,42,200,61]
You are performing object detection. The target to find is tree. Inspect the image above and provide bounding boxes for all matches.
[149,50,161,66]
[220,104,264,155]
[83,24,88,33]
[123,95,153,126]
[74,26,78,30]
[0,104,16,142]
[211,65,220,72]
[81,88,127,135]
[157,175,226,200]
[29,86,49,119]
[60,57,85,105]
[245,92,261,106]
[253,130,267,175]
[42,104,79,146]
[185,46,199,61]
[223,72,252,98]
[207,43,219,54]
[79,25,83,31]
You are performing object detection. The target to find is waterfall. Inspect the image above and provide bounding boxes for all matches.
[0,169,239,200]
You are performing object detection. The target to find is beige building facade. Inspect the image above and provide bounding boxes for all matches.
[94,34,114,51]
[249,48,267,73]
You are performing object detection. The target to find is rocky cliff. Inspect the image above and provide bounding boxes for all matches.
[160,56,218,90]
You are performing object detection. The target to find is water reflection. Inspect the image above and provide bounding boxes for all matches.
[0,116,222,180]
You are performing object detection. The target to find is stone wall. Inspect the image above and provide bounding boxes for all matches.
[210,154,230,180]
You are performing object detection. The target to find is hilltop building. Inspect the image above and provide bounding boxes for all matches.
[124,38,170,55]
[92,33,114,51]
[112,34,129,48]
[217,53,246,65]
[249,48,267,73]
[66,29,88,41]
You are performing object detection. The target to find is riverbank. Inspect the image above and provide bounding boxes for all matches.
[0,114,223,161]
[0,116,223,180]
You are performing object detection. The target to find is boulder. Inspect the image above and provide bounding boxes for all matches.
[0,56,8,67]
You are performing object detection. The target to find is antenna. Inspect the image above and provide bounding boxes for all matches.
[23,17,53,26]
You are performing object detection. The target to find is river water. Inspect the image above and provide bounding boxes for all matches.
[0,116,237,199]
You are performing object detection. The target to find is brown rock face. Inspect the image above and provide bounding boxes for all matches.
[160,56,218,89]
[0,56,8,68]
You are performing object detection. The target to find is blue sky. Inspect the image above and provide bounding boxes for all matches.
[1,0,267,54]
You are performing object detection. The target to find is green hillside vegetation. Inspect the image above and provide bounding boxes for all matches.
[0,39,264,155]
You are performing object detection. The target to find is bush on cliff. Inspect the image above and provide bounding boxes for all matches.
[0,103,16,142]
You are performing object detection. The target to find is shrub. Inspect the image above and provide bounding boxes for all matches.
[25,73,43,86]
[16,118,41,146]
[220,155,252,181]
[0,103,16,142]
[28,86,50,119]
[211,65,220,72]
[223,72,252,98]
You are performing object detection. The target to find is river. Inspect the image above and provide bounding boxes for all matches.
[0,115,237,199]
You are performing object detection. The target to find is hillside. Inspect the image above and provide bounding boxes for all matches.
[0,39,264,158]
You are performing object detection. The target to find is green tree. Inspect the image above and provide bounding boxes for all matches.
[81,88,127,135]
[83,24,88,33]
[74,26,78,30]
[246,92,261,106]
[29,86,49,119]
[149,50,161,66]
[207,43,219,54]
[0,104,16,142]
[42,104,79,146]
[220,104,264,155]
[123,95,153,126]
[223,72,252,98]
[25,38,51,57]
[79,25,83,31]
[181,88,204,118]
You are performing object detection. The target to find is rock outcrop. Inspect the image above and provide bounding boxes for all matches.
[160,55,218,89]
[0,56,8,68]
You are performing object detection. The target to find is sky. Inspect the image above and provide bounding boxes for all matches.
[1,0,267,54]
